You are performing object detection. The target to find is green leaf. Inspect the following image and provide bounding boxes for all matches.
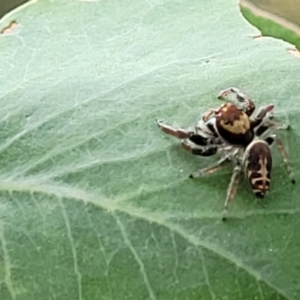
[240,0,300,51]
[0,0,300,299]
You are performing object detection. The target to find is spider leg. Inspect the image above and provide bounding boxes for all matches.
[275,138,295,184]
[269,122,291,131]
[189,134,214,146]
[250,104,274,129]
[263,134,295,184]
[222,164,242,221]
[156,119,193,139]
[181,139,218,156]
[189,155,230,178]
[217,87,255,116]
[256,122,290,139]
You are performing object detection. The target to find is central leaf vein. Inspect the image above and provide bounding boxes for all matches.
[114,214,157,300]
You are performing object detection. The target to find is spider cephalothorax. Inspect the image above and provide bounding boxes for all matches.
[156,87,294,219]
[157,87,276,156]
[201,102,253,146]
[199,87,278,148]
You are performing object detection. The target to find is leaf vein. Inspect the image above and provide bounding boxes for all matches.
[0,220,16,300]
[114,214,157,300]
[200,250,216,300]
[59,200,83,300]
[0,178,293,299]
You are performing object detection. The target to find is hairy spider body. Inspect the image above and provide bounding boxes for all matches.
[203,102,254,146]
[156,87,294,219]
[156,93,274,156]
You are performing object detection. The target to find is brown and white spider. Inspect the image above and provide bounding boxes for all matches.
[156,87,294,219]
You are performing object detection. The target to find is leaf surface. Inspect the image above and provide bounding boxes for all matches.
[0,0,300,299]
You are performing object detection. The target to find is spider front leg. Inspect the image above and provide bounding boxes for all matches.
[217,87,256,116]
[156,119,193,139]
[250,104,275,130]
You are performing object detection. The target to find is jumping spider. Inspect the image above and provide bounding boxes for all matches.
[157,87,294,219]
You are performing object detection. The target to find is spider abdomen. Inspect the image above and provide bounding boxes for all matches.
[243,140,272,198]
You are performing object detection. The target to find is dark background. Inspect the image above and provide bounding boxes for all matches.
[1,0,28,18]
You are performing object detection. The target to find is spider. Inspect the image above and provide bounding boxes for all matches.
[156,87,294,219]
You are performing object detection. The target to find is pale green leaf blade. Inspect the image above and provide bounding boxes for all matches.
[0,0,300,300]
